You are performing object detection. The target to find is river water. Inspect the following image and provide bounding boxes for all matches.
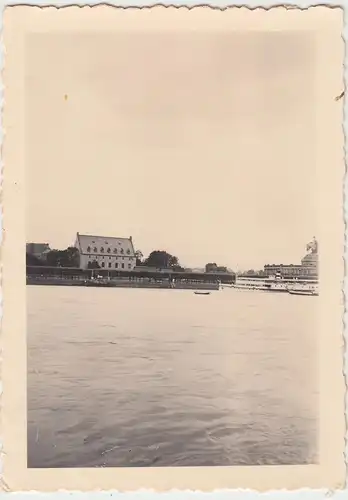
[27,285,318,468]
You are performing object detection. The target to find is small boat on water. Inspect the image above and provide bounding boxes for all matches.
[288,289,317,296]
[194,291,211,295]
[287,285,318,296]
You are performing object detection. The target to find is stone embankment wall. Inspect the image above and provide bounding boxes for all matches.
[26,276,219,291]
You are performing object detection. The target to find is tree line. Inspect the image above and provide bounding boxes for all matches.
[86,250,184,271]
[26,247,184,271]
[26,247,232,274]
[26,247,80,268]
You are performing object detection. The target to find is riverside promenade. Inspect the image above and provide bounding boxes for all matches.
[27,276,220,291]
[26,266,235,291]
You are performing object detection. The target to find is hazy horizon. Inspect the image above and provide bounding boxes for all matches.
[25,31,318,269]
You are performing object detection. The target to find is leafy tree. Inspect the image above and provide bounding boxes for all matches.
[87,261,101,269]
[135,250,144,266]
[144,250,179,269]
[65,247,80,267]
[26,253,45,266]
[46,246,80,267]
[45,250,62,267]
[172,265,185,272]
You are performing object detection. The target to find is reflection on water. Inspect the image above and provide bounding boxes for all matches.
[27,285,318,468]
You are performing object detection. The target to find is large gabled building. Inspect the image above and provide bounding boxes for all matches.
[75,233,136,271]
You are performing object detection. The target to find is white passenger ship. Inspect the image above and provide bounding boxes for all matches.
[233,274,318,295]
[231,238,319,295]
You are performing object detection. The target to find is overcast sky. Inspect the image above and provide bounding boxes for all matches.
[25,30,318,270]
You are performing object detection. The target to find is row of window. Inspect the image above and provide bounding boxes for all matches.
[86,246,131,255]
[88,261,132,269]
[87,255,133,260]
[267,268,316,276]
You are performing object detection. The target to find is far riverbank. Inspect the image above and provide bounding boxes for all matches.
[26,265,235,291]
[27,276,220,291]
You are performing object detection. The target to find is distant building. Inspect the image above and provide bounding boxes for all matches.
[26,242,51,260]
[264,237,318,278]
[205,263,229,273]
[75,233,136,271]
[205,263,217,273]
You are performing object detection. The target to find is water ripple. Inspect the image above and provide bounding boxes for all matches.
[27,286,318,467]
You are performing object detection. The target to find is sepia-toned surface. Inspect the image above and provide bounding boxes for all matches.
[2,5,345,492]
[24,27,319,268]
[27,286,318,468]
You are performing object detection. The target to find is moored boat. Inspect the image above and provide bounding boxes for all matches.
[232,274,318,294]
[288,289,317,296]
[233,274,289,292]
[287,283,318,296]
[232,276,270,291]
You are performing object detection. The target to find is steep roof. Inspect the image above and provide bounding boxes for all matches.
[76,233,135,256]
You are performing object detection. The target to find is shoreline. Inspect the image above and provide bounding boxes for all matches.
[26,277,220,291]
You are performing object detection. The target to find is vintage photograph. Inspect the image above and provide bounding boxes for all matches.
[2,4,346,492]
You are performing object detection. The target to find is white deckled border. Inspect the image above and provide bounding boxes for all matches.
[0,1,346,499]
